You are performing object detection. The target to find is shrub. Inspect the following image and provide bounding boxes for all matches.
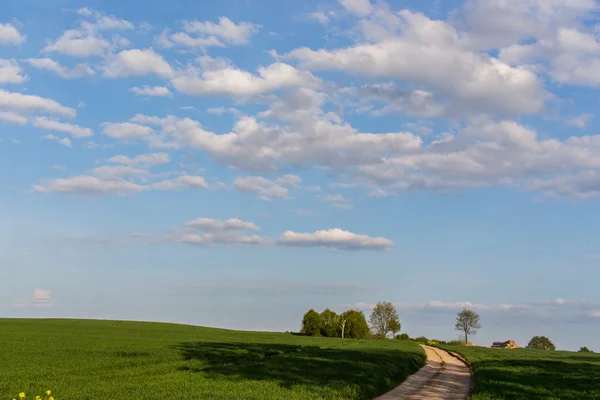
[396,333,410,340]
[413,336,429,344]
[579,346,593,353]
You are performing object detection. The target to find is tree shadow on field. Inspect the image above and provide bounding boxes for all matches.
[172,341,424,399]
[472,359,600,400]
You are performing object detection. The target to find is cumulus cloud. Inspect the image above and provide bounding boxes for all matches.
[0,89,76,117]
[182,16,260,45]
[286,9,547,117]
[91,165,150,179]
[130,85,171,97]
[44,29,111,57]
[41,134,72,147]
[233,176,289,200]
[185,217,260,232]
[151,175,208,190]
[276,174,302,187]
[33,117,93,138]
[108,152,170,166]
[339,0,373,17]
[33,175,146,195]
[101,122,154,139]
[0,59,27,84]
[169,216,268,247]
[277,228,395,250]
[0,110,27,125]
[25,58,95,79]
[568,114,593,128]
[171,62,320,97]
[0,22,26,46]
[103,48,174,78]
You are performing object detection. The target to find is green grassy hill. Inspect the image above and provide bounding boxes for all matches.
[440,344,600,400]
[0,318,425,400]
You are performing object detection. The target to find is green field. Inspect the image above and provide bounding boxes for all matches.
[440,344,600,400]
[0,319,425,400]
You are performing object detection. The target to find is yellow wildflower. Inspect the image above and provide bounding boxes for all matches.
[49,398,54,400]
[46,391,51,396]
[19,393,25,398]
[36,396,41,400]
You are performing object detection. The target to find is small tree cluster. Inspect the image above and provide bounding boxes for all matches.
[526,336,555,350]
[301,308,370,339]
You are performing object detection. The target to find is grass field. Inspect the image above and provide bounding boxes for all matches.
[0,319,425,400]
[440,344,600,400]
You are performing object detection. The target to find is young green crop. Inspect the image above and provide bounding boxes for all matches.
[440,344,600,400]
[1,319,425,400]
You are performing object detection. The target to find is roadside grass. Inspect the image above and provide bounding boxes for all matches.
[0,319,425,400]
[440,344,600,400]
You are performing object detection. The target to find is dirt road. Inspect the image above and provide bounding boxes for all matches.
[374,345,472,400]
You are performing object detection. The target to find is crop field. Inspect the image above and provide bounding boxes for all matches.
[0,319,425,400]
[440,344,600,400]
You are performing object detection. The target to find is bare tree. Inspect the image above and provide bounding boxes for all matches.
[455,308,481,344]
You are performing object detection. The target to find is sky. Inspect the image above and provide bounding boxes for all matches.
[1,0,600,351]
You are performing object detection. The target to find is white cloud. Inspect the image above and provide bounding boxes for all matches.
[41,134,72,147]
[12,139,21,144]
[276,174,301,187]
[119,109,421,171]
[171,232,270,247]
[459,0,598,50]
[108,152,170,166]
[0,89,76,117]
[233,176,289,200]
[278,228,394,250]
[25,58,95,79]
[11,289,54,308]
[152,175,208,190]
[339,0,373,17]
[33,175,146,195]
[101,122,154,139]
[44,29,111,57]
[287,10,547,117]
[0,110,27,125]
[309,12,330,25]
[91,165,150,179]
[33,117,93,138]
[183,17,260,45]
[0,23,26,46]
[171,62,320,97]
[321,193,354,209]
[76,8,134,31]
[568,114,593,128]
[0,59,27,84]
[130,85,171,97]
[185,217,260,231]
[103,48,173,78]
[169,32,224,50]
[531,171,600,200]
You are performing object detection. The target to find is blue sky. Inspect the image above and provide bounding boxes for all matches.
[2,0,600,351]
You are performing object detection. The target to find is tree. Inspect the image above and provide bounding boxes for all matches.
[301,309,322,336]
[369,301,401,337]
[579,346,592,353]
[320,309,339,338]
[455,308,481,344]
[396,333,410,340]
[526,336,555,350]
[340,310,370,339]
[339,318,347,339]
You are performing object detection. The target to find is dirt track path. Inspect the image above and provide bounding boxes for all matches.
[374,345,472,400]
